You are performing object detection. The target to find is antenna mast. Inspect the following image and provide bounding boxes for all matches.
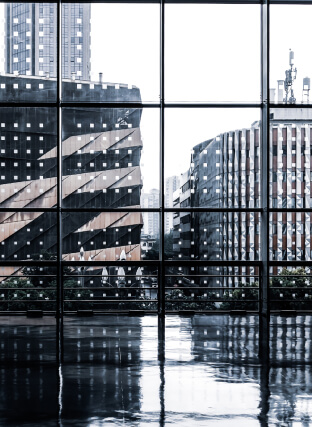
[284,49,297,104]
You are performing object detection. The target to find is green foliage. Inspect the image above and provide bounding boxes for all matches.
[165,289,216,311]
[164,231,174,259]
[0,277,97,311]
[22,251,57,287]
[219,282,259,310]
[270,267,312,310]
[22,251,72,288]
[5,262,310,313]
[114,294,158,311]
[146,232,174,259]
[63,279,94,311]
[0,277,56,311]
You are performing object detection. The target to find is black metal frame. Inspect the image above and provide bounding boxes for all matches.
[1,0,312,362]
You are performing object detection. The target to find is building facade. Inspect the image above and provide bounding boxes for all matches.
[5,3,91,80]
[173,108,312,287]
[0,75,143,281]
[141,189,159,237]
[165,175,179,234]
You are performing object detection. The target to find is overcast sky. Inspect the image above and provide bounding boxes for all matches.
[92,4,312,192]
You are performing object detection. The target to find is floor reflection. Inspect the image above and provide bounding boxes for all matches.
[0,315,312,425]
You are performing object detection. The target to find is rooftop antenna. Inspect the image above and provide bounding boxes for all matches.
[284,49,297,104]
[302,77,310,104]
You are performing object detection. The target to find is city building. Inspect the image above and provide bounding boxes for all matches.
[141,189,159,237]
[172,169,193,260]
[173,107,312,287]
[165,175,179,234]
[5,3,91,79]
[0,74,143,281]
[140,234,157,257]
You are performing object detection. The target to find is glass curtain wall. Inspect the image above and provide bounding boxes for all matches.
[0,0,311,324]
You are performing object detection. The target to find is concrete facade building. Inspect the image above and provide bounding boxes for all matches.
[173,108,312,287]
[165,175,179,234]
[141,189,159,237]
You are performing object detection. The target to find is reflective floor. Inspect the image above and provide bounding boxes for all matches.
[1,315,312,426]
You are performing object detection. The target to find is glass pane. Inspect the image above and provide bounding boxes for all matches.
[62,77,143,103]
[62,3,160,103]
[0,265,56,313]
[270,6,312,105]
[62,206,159,312]
[0,211,57,261]
[62,211,145,261]
[165,264,259,311]
[168,211,260,262]
[165,109,260,208]
[63,263,158,313]
[165,4,260,103]
[270,266,312,312]
[0,3,57,102]
[62,108,159,208]
[269,111,312,209]
[0,107,57,207]
[62,210,160,261]
[270,212,311,262]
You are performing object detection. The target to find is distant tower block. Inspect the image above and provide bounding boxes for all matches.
[270,88,276,103]
[302,77,310,104]
[277,80,284,103]
[289,49,295,65]
[284,49,297,104]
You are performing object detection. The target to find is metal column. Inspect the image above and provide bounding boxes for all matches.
[260,0,270,361]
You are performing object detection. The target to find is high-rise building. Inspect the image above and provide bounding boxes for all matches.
[5,3,91,80]
[141,189,159,237]
[165,175,179,234]
[173,108,312,287]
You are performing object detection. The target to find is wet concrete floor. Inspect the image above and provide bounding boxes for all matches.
[0,314,312,426]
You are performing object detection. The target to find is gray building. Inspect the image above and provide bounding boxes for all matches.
[165,175,180,234]
[141,189,159,237]
[173,107,312,288]
[5,3,91,80]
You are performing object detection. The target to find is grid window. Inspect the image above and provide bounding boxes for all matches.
[0,1,311,321]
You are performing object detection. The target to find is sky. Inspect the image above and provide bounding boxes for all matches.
[91,4,260,191]
[1,3,312,192]
[91,4,312,192]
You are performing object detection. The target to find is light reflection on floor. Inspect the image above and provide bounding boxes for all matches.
[0,315,312,425]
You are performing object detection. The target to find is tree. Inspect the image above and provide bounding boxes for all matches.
[0,277,42,311]
[271,267,312,310]
[22,251,57,288]
[22,251,71,288]
[147,231,174,259]
[220,282,259,310]
[165,289,216,311]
